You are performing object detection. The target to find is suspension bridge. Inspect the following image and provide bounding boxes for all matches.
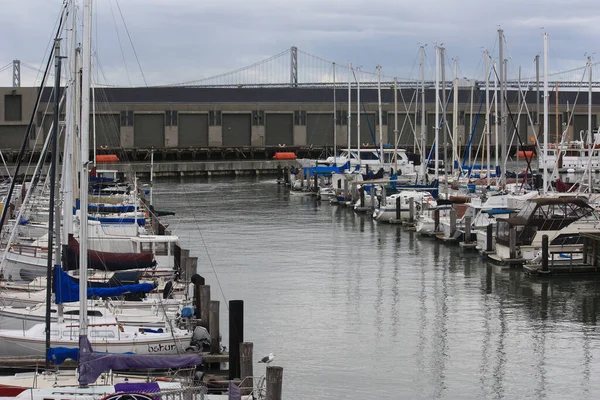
[2,46,600,89]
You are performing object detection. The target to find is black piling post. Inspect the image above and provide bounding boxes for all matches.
[229,300,244,380]
[541,234,549,273]
[396,196,401,221]
[486,224,493,252]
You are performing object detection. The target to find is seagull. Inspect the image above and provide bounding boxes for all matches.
[258,353,275,364]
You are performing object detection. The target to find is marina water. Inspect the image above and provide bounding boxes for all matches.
[156,177,600,399]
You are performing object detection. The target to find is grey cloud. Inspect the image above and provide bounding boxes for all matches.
[0,0,598,86]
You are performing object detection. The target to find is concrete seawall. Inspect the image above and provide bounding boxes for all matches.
[2,160,300,180]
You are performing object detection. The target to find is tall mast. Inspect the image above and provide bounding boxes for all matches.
[542,32,549,195]
[377,65,384,167]
[434,46,440,181]
[588,56,593,192]
[80,0,93,339]
[441,47,448,185]
[498,28,506,186]
[394,77,398,169]
[347,62,351,155]
[493,61,499,184]
[453,58,458,173]
[45,38,62,368]
[333,62,336,158]
[356,67,361,164]
[485,51,491,179]
[420,46,426,178]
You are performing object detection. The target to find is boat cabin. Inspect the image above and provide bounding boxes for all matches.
[495,197,594,247]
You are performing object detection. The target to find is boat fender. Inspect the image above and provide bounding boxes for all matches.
[415,203,422,212]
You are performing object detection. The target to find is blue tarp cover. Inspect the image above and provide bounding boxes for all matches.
[54,268,156,304]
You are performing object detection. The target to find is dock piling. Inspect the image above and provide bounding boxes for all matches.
[408,197,414,223]
[434,209,440,233]
[198,288,209,316]
[541,234,549,273]
[266,366,284,400]
[396,196,402,221]
[229,300,244,380]
[464,216,472,244]
[240,342,254,395]
[509,228,517,259]
[449,208,457,237]
[209,300,220,354]
[486,224,493,252]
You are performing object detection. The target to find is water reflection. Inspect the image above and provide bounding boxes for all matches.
[153,177,600,399]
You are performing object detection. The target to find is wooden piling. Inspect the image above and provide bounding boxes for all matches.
[541,234,549,273]
[464,216,472,244]
[200,285,211,330]
[381,185,387,206]
[343,179,349,201]
[209,300,220,354]
[434,208,440,233]
[229,300,244,380]
[396,196,402,221]
[449,208,457,237]
[509,227,517,259]
[240,342,254,395]
[360,186,365,208]
[370,187,375,211]
[408,197,414,223]
[351,182,358,202]
[266,366,284,400]
[486,223,493,252]
[194,284,201,319]
[299,168,305,188]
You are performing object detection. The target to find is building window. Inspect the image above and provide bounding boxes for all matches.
[5,94,22,121]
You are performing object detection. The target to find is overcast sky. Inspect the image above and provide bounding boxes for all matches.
[0,0,597,87]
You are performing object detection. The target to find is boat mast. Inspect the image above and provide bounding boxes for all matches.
[79,0,93,341]
[542,32,549,195]
[453,58,458,174]
[357,67,361,165]
[485,51,491,180]
[394,77,398,169]
[45,38,63,368]
[493,61,499,185]
[434,46,440,181]
[498,28,506,187]
[420,46,426,178]
[377,65,384,167]
[441,47,448,186]
[333,62,336,159]
[588,56,593,192]
[347,62,351,156]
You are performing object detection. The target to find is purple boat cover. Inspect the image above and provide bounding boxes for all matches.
[114,382,160,393]
[228,380,242,400]
[78,336,203,386]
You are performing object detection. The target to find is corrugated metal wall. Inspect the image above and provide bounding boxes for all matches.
[0,125,26,149]
[352,113,376,147]
[546,114,564,144]
[573,115,597,141]
[427,114,453,146]
[134,114,165,148]
[92,114,121,148]
[222,114,251,146]
[465,114,486,149]
[178,114,208,147]
[387,113,416,146]
[306,113,333,147]
[265,113,293,146]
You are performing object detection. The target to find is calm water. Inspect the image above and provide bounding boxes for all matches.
[155,177,600,400]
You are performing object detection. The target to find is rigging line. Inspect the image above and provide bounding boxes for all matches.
[179,182,230,312]
[115,0,147,86]
[108,0,132,86]
[160,49,291,87]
